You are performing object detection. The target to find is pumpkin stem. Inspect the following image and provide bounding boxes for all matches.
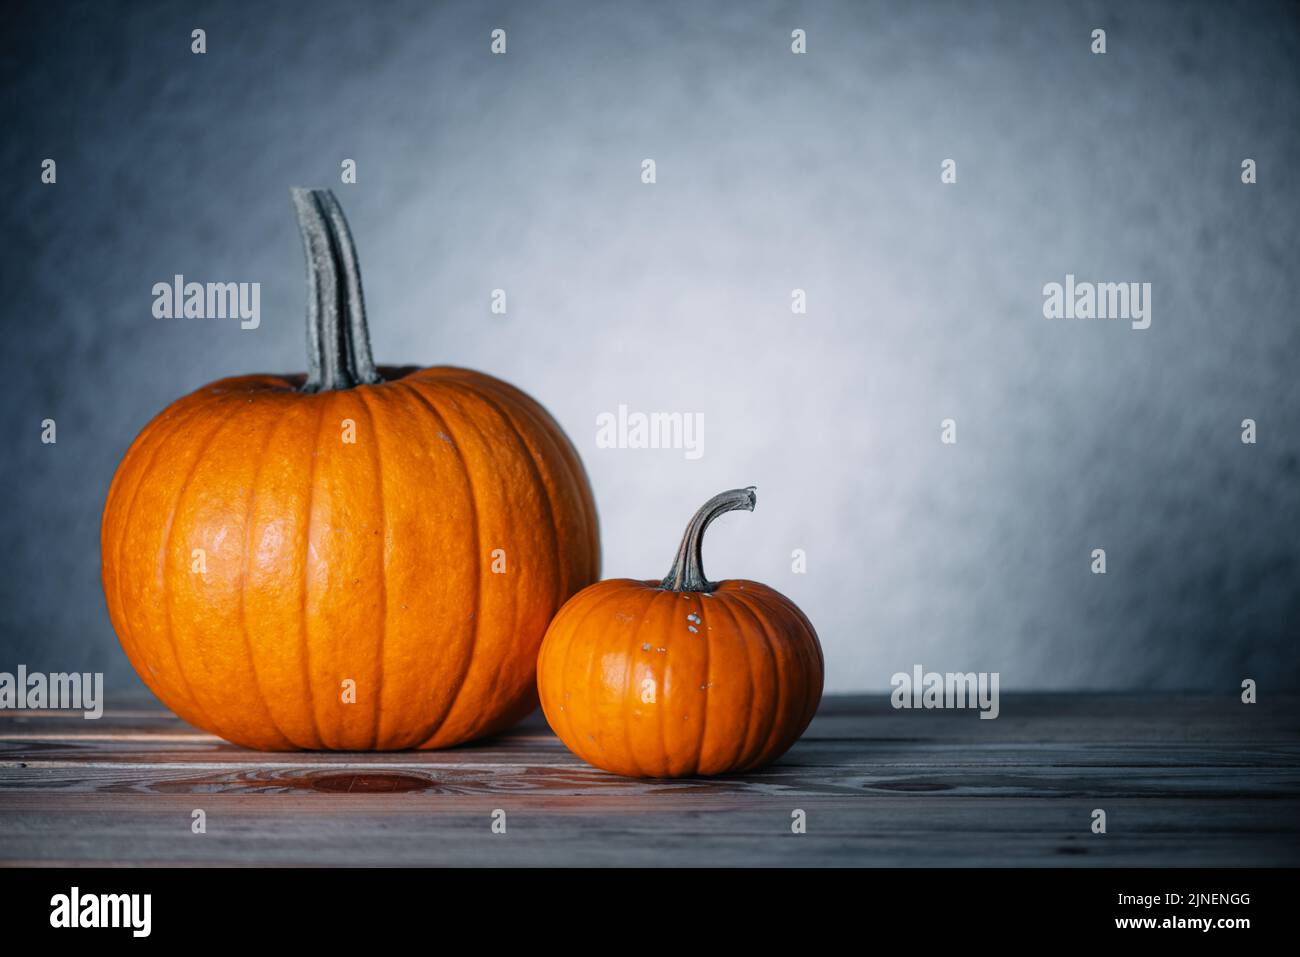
[660,487,757,593]
[292,188,381,392]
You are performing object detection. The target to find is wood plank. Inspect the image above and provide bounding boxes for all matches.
[1,694,1297,866]
[3,796,1296,867]
[3,749,1298,797]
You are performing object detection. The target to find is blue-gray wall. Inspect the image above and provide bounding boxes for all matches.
[2,0,1297,695]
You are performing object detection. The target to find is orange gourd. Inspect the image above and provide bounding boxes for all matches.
[100,189,599,750]
[537,487,823,777]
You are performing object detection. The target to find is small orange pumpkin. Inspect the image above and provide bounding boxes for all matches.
[100,189,599,750]
[537,487,823,777]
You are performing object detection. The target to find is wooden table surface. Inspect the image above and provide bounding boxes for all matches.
[2,693,1297,867]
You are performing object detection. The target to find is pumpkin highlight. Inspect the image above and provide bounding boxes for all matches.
[100,189,600,750]
[537,487,823,777]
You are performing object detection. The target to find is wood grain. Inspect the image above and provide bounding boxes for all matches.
[1,694,1297,866]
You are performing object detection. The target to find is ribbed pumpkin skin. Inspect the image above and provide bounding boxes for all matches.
[537,578,823,777]
[101,365,599,751]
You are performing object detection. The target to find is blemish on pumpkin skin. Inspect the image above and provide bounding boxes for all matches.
[686,613,701,624]
[642,643,651,651]
[687,626,699,634]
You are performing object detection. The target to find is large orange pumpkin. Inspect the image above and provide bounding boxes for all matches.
[537,487,823,777]
[101,189,599,750]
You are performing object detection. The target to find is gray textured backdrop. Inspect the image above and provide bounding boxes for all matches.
[2,0,1297,696]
